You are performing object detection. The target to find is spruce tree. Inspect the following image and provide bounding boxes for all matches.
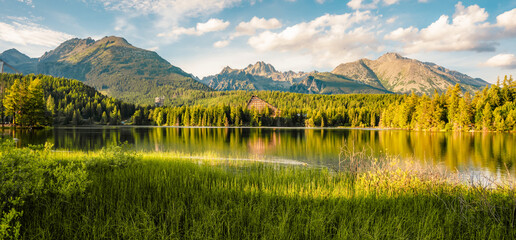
[26,78,48,127]
[46,95,55,115]
[101,111,108,125]
[3,79,26,126]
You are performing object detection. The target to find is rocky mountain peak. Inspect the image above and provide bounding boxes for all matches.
[39,37,95,62]
[244,61,277,75]
[221,66,235,74]
[95,36,133,48]
[2,48,24,56]
[378,52,404,61]
[0,48,33,65]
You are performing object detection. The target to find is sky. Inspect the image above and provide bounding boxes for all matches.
[1,0,516,82]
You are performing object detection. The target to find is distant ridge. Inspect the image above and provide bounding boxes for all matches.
[0,49,38,73]
[203,53,488,95]
[201,61,308,91]
[331,52,488,95]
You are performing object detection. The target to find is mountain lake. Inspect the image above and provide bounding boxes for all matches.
[3,126,516,180]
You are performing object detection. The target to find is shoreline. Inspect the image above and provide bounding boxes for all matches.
[7,125,514,133]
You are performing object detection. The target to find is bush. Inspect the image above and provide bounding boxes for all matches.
[0,139,89,239]
[85,142,140,171]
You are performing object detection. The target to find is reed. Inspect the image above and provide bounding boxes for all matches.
[2,141,516,239]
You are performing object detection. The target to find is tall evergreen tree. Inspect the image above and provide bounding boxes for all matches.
[46,95,55,115]
[3,79,26,126]
[25,78,48,127]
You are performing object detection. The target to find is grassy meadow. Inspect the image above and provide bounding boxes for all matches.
[2,140,516,239]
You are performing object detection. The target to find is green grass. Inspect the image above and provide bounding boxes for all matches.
[2,142,516,239]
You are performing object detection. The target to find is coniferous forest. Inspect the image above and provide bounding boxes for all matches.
[1,73,135,127]
[1,73,515,131]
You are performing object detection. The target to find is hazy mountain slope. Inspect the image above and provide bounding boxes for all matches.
[0,49,37,73]
[290,72,391,94]
[332,53,489,95]
[423,62,487,88]
[206,67,260,91]
[203,62,308,91]
[331,59,385,90]
[207,53,487,95]
[1,36,211,104]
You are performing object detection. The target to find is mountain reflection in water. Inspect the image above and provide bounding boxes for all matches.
[3,126,516,178]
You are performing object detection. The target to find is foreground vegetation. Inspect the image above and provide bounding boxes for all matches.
[2,140,516,239]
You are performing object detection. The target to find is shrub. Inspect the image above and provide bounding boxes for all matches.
[0,139,89,239]
[85,142,141,171]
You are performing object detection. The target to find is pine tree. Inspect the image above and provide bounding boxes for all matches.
[25,78,48,127]
[457,92,473,131]
[71,109,82,125]
[183,108,190,126]
[116,110,122,125]
[3,79,25,126]
[235,113,241,127]
[482,103,493,131]
[156,111,164,126]
[46,95,55,115]
[96,103,103,121]
[110,106,119,125]
[101,111,108,125]
[446,84,461,129]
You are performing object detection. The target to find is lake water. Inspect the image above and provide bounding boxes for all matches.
[3,126,516,178]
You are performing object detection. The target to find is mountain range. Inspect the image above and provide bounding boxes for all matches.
[0,36,490,104]
[200,62,308,92]
[203,53,488,95]
[0,36,210,104]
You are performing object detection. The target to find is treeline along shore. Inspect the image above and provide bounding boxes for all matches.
[1,73,515,131]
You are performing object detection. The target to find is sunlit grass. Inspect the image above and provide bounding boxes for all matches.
[2,142,516,239]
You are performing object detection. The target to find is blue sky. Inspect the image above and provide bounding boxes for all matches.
[1,0,516,82]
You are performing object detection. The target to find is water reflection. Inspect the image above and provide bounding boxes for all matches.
[3,127,516,176]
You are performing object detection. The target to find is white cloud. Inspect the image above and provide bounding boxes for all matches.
[235,17,282,36]
[485,54,516,69]
[248,11,381,68]
[158,18,229,38]
[0,21,73,47]
[17,0,34,7]
[386,16,397,24]
[385,26,418,40]
[197,18,230,33]
[347,0,399,10]
[382,0,398,5]
[213,40,230,48]
[114,17,135,32]
[384,2,496,53]
[96,0,241,29]
[497,8,516,32]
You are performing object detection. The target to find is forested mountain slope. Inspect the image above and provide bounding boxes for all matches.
[1,37,211,104]
[1,73,136,126]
